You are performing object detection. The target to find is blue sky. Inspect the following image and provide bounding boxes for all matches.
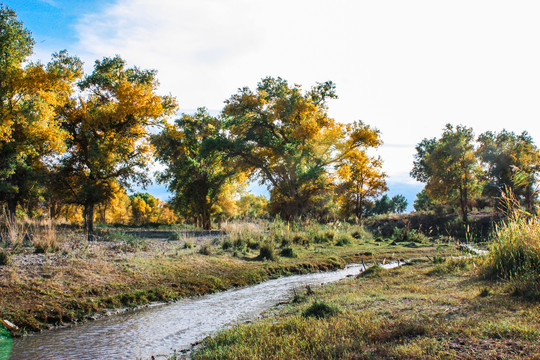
[6,0,540,211]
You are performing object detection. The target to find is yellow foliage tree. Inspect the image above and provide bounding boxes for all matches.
[0,7,83,217]
[336,149,387,219]
[223,77,382,219]
[53,56,177,233]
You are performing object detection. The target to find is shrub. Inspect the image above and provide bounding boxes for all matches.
[280,247,296,258]
[183,240,194,249]
[392,227,427,243]
[302,300,340,319]
[258,242,275,261]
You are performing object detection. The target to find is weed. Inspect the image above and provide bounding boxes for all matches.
[313,230,335,244]
[482,216,540,297]
[221,239,232,250]
[168,232,182,241]
[0,248,11,266]
[335,234,353,246]
[246,238,260,250]
[280,247,296,258]
[301,300,339,319]
[357,264,385,278]
[478,287,492,297]
[198,244,212,255]
[258,242,275,261]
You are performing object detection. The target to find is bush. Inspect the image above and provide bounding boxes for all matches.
[280,247,296,258]
[482,216,540,296]
[302,300,340,319]
[183,240,194,249]
[392,227,427,243]
[258,242,275,261]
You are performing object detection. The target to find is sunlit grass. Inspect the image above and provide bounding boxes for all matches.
[193,261,540,359]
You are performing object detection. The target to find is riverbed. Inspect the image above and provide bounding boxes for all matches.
[9,262,401,360]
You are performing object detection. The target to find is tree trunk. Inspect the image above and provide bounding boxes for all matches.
[7,198,17,223]
[460,182,468,223]
[202,204,211,230]
[84,203,95,234]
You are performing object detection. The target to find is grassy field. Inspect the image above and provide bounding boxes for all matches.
[0,220,459,335]
[192,258,540,359]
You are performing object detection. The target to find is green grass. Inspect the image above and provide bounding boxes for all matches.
[192,260,540,360]
[0,220,457,335]
[482,216,540,297]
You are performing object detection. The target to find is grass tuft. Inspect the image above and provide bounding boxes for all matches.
[481,216,540,297]
[301,300,340,319]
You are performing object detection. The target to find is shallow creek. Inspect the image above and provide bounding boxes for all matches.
[10,262,401,360]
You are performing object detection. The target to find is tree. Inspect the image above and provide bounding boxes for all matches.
[371,194,408,215]
[413,188,435,212]
[222,77,381,219]
[152,108,245,229]
[477,130,540,213]
[410,137,437,183]
[336,149,387,219]
[236,194,269,219]
[391,194,408,213]
[0,6,83,218]
[423,124,481,222]
[54,56,176,233]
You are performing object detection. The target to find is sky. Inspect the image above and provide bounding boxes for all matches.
[7,0,540,211]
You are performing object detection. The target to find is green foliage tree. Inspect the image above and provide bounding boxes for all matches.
[371,194,408,215]
[152,108,245,229]
[413,188,435,212]
[423,124,481,222]
[477,130,540,213]
[222,77,381,220]
[391,194,408,213]
[0,6,83,217]
[53,56,176,233]
[410,137,437,183]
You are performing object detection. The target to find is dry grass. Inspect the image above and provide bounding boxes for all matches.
[193,260,540,359]
[0,219,459,335]
[481,215,540,297]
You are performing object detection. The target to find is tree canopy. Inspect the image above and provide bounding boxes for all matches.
[53,56,177,232]
[222,77,382,220]
[152,108,246,229]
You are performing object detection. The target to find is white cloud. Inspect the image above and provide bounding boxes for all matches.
[71,0,540,184]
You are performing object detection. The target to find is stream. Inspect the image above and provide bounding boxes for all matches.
[8,262,401,360]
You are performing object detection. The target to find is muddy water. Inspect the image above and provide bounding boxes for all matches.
[9,262,401,360]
